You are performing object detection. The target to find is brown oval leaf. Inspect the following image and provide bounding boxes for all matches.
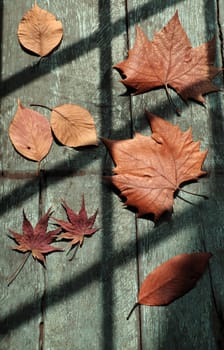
[50,104,98,147]
[9,100,53,161]
[139,252,212,306]
[17,3,63,57]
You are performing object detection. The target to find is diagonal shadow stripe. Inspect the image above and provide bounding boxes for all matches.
[0,0,185,98]
[0,196,213,337]
[0,1,223,347]
[0,86,219,220]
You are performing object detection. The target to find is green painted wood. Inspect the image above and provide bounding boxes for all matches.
[42,177,105,350]
[33,1,139,349]
[127,0,224,349]
[1,0,42,173]
[42,175,139,350]
[0,178,43,350]
[1,0,224,349]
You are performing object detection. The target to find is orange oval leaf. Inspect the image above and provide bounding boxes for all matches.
[17,3,63,57]
[50,104,98,147]
[9,100,53,161]
[139,252,212,306]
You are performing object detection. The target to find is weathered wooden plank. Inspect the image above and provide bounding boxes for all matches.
[0,0,132,175]
[0,178,43,350]
[32,1,140,349]
[219,0,224,55]
[42,175,139,350]
[2,0,223,349]
[1,0,42,173]
[125,0,224,349]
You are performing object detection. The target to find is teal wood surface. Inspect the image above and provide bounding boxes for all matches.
[0,1,224,349]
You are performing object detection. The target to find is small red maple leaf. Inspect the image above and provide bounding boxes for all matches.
[9,208,62,265]
[53,195,99,248]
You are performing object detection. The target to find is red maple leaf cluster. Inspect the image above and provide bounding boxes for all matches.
[8,195,98,284]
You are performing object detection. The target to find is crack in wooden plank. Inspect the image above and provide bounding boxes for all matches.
[38,169,46,350]
[217,0,224,77]
[125,1,142,349]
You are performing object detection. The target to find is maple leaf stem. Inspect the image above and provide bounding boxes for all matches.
[7,252,31,286]
[126,302,139,320]
[178,187,208,199]
[67,244,79,261]
[164,85,181,116]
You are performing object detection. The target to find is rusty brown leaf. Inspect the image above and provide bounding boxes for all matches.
[102,111,207,220]
[114,11,221,104]
[127,252,212,320]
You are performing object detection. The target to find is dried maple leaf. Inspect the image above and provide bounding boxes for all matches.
[9,209,62,265]
[50,104,98,147]
[53,195,99,248]
[9,100,53,162]
[17,2,63,57]
[114,11,221,104]
[102,111,207,220]
[127,252,212,320]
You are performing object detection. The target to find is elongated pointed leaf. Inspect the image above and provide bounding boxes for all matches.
[138,252,212,306]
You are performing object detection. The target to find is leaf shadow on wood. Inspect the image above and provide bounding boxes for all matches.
[98,0,115,348]
[0,0,185,99]
[0,129,222,346]
[0,91,222,347]
[1,192,224,339]
[200,1,224,348]
[1,0,224,349]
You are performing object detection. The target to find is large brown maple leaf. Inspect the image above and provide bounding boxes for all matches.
[114,11,221,103]
[102,112,207,220]
[53,195,99,247]
[9,209,62,264]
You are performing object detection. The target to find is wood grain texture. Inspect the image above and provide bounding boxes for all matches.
[31,1,139,349]
[1,0,224,349]
[127,0,224,349]
[42,175,139,350]
[0,178,43,350]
